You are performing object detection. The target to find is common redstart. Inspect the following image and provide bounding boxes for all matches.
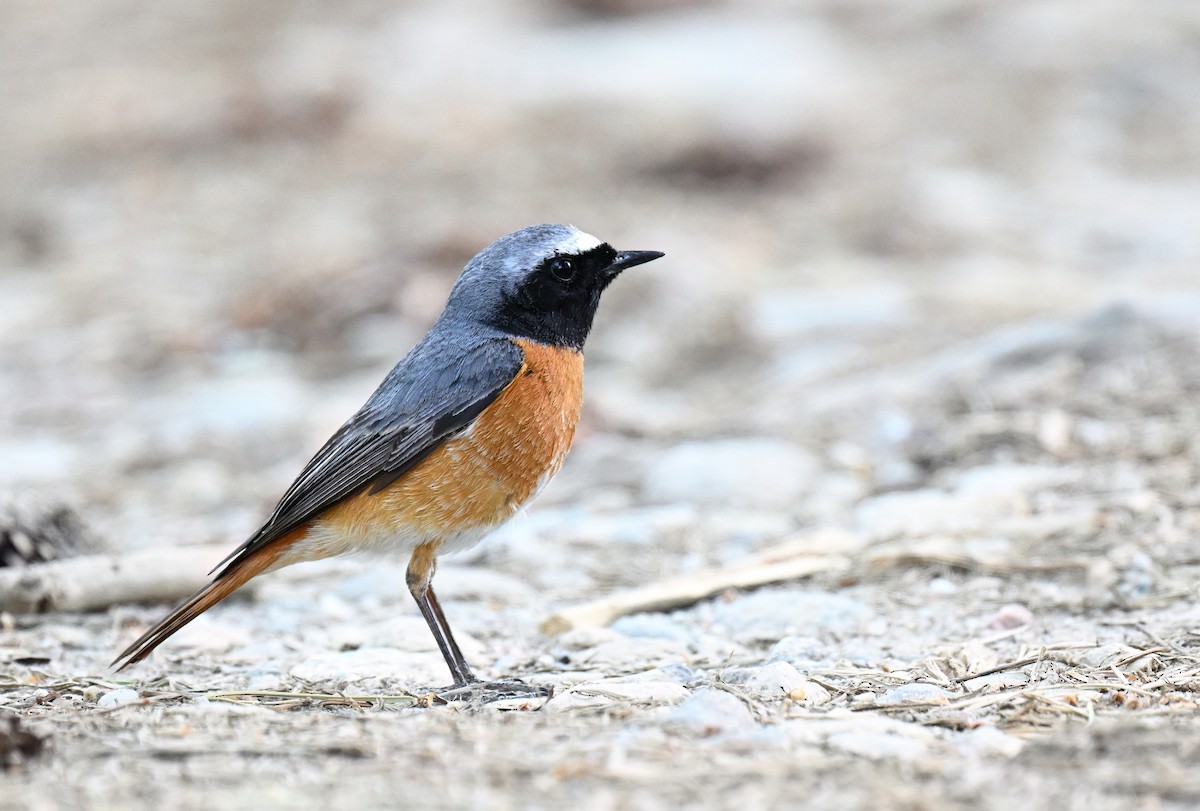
[112,225,662,691]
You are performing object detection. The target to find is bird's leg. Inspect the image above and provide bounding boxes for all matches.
[406,547,477,686]
[404,545,550,703]
[424,583,474,682]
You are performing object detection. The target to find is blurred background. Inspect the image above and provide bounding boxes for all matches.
[7,3,1200,807]
[2,0,1199,558]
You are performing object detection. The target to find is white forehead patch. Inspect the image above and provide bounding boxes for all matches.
[557,228,603,255]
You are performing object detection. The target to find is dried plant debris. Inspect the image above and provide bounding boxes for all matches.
[0,495,101,568]
[0,717,45,770]
[906,306,1200,471]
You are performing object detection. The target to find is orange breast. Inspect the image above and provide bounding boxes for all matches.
[297,339,584,559]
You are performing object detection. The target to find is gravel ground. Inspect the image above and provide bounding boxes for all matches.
[4,1,1200,809]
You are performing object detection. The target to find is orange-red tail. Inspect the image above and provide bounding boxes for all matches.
[111,540,288,672]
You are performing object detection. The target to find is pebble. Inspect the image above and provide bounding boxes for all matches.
[97,687,140,709]
[876,683,956,706]
[769,636,828,667]
[788,680,833,706]
[723,661,808,698]
[986,603,1034,630]
[640,439,818,510]
[665,689,757,736]
[958,726,1024,758]
[928,577,958,595]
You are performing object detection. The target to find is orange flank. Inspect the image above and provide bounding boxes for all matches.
[286,339,585,562]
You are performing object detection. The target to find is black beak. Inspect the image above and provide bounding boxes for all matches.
[605,250,664,276]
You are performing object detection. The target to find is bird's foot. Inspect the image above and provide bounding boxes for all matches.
[421,678,552,706]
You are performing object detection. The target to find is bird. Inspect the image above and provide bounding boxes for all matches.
[112,224,663,692]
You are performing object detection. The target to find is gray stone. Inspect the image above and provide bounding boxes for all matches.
[97,687,140,709]
[769,635,828,667]
[724,662,830,704]
[876,683,956,706]
[665,689,757,735]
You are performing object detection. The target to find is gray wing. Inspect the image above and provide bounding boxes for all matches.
[211,333,525,576]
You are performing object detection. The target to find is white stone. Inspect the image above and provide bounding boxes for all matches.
[97,687,140,709]
[876,683,956,706]
[665,689,757,735]
[723,661,808,698]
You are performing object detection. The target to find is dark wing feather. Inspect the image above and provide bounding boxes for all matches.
[210,334,525,576]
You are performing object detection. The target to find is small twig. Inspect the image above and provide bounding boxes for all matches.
[1133,624,1190,657]
[203,690,417,705]
[1022,691,1090,719]
[1064,681,1157,697]
[1110,646,1166,669]
[923,658,952,688]
[1028,646,1048,684]
[954,654,1041,684]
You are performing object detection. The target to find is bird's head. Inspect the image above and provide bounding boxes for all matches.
[443,224,663,350]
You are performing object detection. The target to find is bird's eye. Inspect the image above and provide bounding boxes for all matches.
[549,257,576,282]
